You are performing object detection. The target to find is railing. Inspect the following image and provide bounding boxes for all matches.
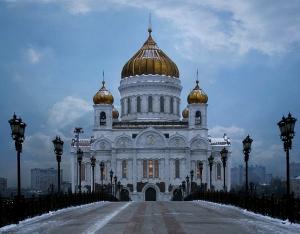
[184,191,300,223]
[0,192,118,228]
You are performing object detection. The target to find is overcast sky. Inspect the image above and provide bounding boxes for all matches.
[1,0,300,187]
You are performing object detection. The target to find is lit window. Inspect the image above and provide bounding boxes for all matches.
[175,159,180,178]
[122,160,127,178]
[148,160,153,178]
[154,160,159,178]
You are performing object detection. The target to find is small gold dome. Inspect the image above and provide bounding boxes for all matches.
[187,80,208,104]
[121,29,179,78]
[93,81,114,105]
[182,107,189,119]
[112,108,119,119]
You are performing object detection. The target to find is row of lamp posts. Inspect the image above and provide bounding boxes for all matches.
[8,112,296,200]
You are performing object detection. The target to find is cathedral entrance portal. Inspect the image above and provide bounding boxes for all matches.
[145,187,156,201]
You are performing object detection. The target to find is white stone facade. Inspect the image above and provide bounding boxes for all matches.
[70,33,231,201]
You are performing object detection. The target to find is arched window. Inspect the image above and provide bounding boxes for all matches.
[148,160,153,178]
[195,111,201,125]
[160,96,164,113]
[170,97,174,114]
[137,96,141,113]
[127,98,131,114]
[143,160,147,178]
[148,96,153,112]
[217,163,222,180]
[122,160,127,178]
[175,159,180,178]
[100,112,106,126]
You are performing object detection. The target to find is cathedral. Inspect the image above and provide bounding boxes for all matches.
[71,26,231,201]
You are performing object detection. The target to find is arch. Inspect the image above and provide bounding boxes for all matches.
[135,127,166,148]
[169,134,187,148]
[91,136,112,151]
[142,183,160,201]
[100,111,106,126]
[190,135,210,150]
[145,187,156,201]
[120,188,130,201]
[115,134,133,148]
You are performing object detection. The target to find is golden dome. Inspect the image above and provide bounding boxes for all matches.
[187,80,208,104]
[182,107,189,119]
[93,81,114,105]
[121,29,179,78]
[112,108,119,119]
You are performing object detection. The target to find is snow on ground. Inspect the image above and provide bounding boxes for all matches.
[83,202,131,234]
[194,200,300,229]
[0,201,109,232]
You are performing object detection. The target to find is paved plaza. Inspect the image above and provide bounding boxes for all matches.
[1,201,299,234]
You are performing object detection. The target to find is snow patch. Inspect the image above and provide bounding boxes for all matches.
[83,202,131,234]
[0,201,109,232]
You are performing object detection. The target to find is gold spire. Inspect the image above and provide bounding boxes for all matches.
[182,107,189,119]
[93,71,114,105]
[121,19,179,79]
[187,71,208,104]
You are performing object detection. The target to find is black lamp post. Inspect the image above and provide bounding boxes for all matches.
[220,147,228,192]
[100,161,105,190]
[198,161,203,186]
[243,135,253,194]
[90,156,96,192]
[208,154,214,190]
[278,113,297,198]
[114,176,117,197]
[77,148,83,193]
[186,175,190,195]
[8,113,26,198]
[52,136,64,193]
[182,180,186,196]
[73,127,83,192]
[190,170,194,193]
[110,169,114,195]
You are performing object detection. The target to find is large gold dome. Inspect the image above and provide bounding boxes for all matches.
[93,81,114,105]
[121,29,179,78]
[187,80,208,104]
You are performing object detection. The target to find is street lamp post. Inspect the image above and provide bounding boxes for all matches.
[190,170,194,193]
[186,175,190,195]
[117,181,121,198]
[278,113,297,198]
[220,147,228,192]
[52,136,64,193]
[182,181,186,197]
[77,149,83,193]
[242,135,253,194]
[100,161,105,191]
[9,113,26,198]
[90,156,96,192]
[208,154,214,190]
[198,161,203,187]
[114,176,117,197]
[73,127,83,192]
[110,169,114,195]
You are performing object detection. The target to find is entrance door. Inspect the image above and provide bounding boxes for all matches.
[145,187,156,201]
[120,189,130,201]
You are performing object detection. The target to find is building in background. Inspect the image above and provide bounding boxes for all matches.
[70,26,231,201]
[31,168,63,193]
[231,165,272,189]
[290,162,300,179]
[0,177,7,194]
[291,176,300,198]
